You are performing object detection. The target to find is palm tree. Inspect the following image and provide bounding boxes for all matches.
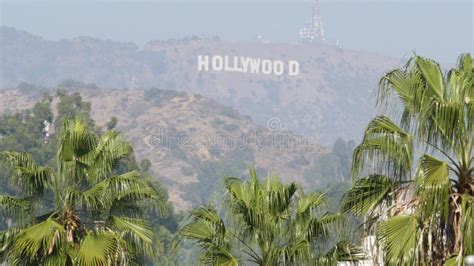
[342,54,473,264]
[178,169,365,265]
[0,119,167,265]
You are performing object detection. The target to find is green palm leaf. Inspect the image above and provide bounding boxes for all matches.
[200,247,239,266]
[75,231,122,266]
[307,212,342,241]
[179,206,236,264]
[13,219,65,261]
[415,55,445,100]
[57,119,98,184]
[84,131,133,183]
[0,228,21,260]
[460,195,474,255]
[325,240,367,263]
[1,119,164,264]
[352,116,413,180]
[2,151,52,195]
[0,194,31,220]
[180,169,362,265]
[179,206,227,244]
[350,54,473,263]
[342,175,396,216]
[108,216,154,255]
[377,214,420,265]
[415,154,450,220]
[296,191,326,219]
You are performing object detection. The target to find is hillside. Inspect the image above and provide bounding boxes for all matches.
[0,26,401,144]
[0,87,327,209]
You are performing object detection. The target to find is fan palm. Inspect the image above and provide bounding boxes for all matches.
[178,169,365,265]
[0,119,167,265]
[342,54,473,265]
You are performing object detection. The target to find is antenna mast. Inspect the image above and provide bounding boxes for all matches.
[299,0,325,43]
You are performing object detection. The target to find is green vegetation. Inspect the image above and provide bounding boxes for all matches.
[0,88,363,265]
[342,54,474,264]
[1,53,471,265]
[0,90,180,265]
[55,89,95,130]
[178,169,364,265]
[0,95,55,165]
[0,119,166,264]
[182,148,255,206]
[303,138,355,187]
[143,89,186,107]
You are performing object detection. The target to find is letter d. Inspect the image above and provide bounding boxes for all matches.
[288,60,300,76]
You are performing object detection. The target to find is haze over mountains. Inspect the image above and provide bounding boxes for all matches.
[2,0,470,63]
[0,87,331,209]
[0,26,400,144]
[0,26,402,208]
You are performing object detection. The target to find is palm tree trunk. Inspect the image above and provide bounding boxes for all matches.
[63,208,80,243]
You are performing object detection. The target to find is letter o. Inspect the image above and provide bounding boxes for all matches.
[262,59,272,75]
[212,56,223,71]
[273,61,284,76]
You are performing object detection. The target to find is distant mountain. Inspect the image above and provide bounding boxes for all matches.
[0,87,327,209]
[0,26,400,144]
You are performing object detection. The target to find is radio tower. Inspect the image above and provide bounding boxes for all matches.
[299,0,325,43]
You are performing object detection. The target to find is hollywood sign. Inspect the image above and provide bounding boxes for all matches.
[197,55,300,76]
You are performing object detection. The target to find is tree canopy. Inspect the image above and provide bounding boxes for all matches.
[0,119,168,265]
[0,89,180,265]
[179,168,365,265]
[342,54,473,265]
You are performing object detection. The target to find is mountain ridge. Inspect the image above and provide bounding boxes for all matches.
[0,86,328,209]
[1,26,401,144]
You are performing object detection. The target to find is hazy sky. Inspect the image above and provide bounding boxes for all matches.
[1,0,472,63]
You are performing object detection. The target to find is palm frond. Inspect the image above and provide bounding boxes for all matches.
[224,176,267,235]
[57,119,98,162]
[325,240,366,263]
[0,228,22,261]
[415,154,451,220]
[108,216,154,255]
[84,131,133,183]
[42,251,69,266]
[267,181,297,219]
[57,119,98,184]
[443,255,463,266]
[12,219,65,262]
[2,151,52,195]
[377,214,421,265]
[199,247,239,266]
[67,185,106,211]
[378,67,423,123]
[179,206,227,244]
[460,195,474,256]
[342,175,397,216]
[78,171,166,216]
[346,54,473,264]
[270,238,311,264]
[296,191,326,220]
[352,116,413,180]
[179,206,236,264]
[0,194,32,222]
[414,55,445,101]
[306,212,342,241]
[75,231,124,266]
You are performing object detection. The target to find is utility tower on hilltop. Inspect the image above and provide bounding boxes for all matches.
[299,0,325,43]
